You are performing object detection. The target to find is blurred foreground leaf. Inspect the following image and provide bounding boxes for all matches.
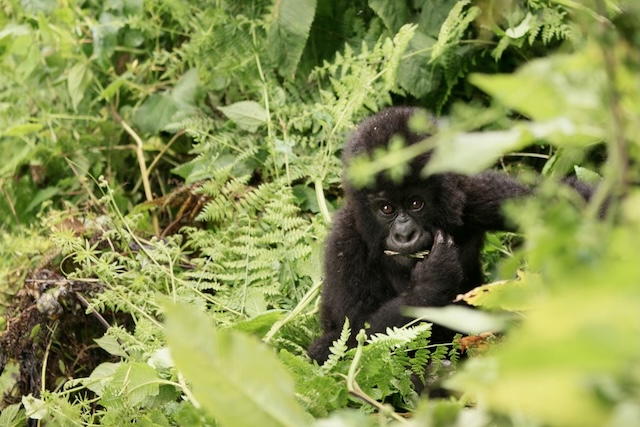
[164,303,311,427]
[448,227,640,427]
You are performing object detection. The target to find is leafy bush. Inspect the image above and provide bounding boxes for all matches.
[0,0,638,426]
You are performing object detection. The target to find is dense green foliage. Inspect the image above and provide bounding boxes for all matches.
[0,0,639,426]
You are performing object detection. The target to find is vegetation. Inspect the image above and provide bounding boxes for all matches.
[0,0,638,426]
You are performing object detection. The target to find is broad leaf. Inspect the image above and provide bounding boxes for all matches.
[219,101,269,132]
[426,119,602,175]
[397,30,437,98]
[470,51,605,124]
[67,62,93,111]
[369,0,409,33]
[448,232,640,427]
[84,362,120,395]
[404,305,509,335]
[164,303,311,427]
[105,362,161,407]
[267,0,317,78]
[133,94,178,134]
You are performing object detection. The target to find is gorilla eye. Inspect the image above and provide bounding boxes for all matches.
[408,198,424,211]
[379,203,395,215]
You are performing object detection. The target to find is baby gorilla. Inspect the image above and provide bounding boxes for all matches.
[308,106,564,363]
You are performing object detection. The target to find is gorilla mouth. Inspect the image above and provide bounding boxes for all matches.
[383,249,430,259]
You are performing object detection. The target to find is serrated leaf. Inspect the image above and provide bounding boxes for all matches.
[369,0,409,33]
[397,30,437,98]
[267,0,317,78]
[108,362,160,407]
[219,101,268,132]
[164,303,311,427]
[84,362,120,395]
[0,402,24,427]
[94,334,129,357]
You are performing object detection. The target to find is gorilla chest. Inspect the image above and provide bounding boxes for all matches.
[381,262,414,295]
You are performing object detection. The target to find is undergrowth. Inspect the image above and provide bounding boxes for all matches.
[1,1,639,426]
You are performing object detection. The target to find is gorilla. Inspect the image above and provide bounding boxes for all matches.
[308,106,594,364]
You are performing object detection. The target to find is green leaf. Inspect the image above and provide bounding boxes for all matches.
[0,143,31,177]
[397,30,437,98]
[404,305,509,335]
[426,119,602,175]
[0,403,25,427]
[171,68,201,109]
[84,362,120,395]
[25,187,60,213]
[133,94,178,134]
[369,0,409,33]
[267,0,317,78]
[67,62,93,111]
[94,333,129,357]
[108,362,160,407]
[505,12,533,39]
[22,394,47,420]
[164,303,311,427]
[426,127,532,175]
[574,165,601,184]
[132,69,201,133]
[218,101,268,132]
[234,311,286,337]
[470,52,606,124]
[448,232,640,427]
[2,123,43,137]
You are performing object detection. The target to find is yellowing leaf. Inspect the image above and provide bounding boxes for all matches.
[455,272,541,311]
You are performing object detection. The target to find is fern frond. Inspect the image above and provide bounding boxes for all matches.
[322,319,351,372]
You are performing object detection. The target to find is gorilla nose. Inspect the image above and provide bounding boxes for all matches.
[389,221,423,252]
[394,228,417,244]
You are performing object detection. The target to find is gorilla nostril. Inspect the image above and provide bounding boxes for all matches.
[395,230,414,243]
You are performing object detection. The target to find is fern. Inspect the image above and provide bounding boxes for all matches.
[430,1,481,64]
[368,323,432,348]
[322,319,352,372]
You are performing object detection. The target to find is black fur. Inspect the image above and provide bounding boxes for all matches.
[308,107,589,364]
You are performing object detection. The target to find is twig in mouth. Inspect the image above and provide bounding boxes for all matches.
[383,249,430,259]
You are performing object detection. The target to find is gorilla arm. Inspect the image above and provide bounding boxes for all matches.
[364,231,471,340]
[307,206,398,363]
[460,171,599,232]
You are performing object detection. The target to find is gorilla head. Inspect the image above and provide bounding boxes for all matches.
[342,107,464,269]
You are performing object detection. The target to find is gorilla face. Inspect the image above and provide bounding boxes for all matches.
[367,190,435,267]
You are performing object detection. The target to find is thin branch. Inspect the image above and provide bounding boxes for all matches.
[75,291,111,330]
[111,108,160,236]
[345,330,407,424]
